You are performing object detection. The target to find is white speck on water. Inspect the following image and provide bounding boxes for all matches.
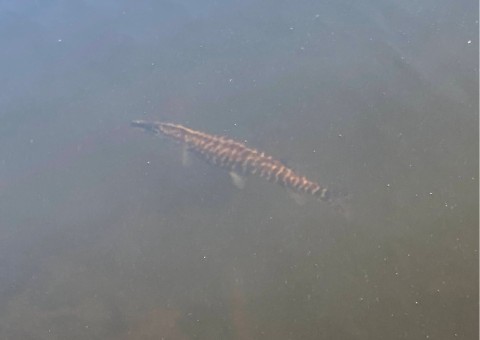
[386,183,391,187]
[289,27,294,30]
[429,192,433,196]
[229,78,233,82]
[467,40,472,44]
[57,39,62,42]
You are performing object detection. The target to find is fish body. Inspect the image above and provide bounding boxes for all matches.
[131,120,330,201]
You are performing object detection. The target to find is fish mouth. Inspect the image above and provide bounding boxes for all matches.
[131,120,160,134]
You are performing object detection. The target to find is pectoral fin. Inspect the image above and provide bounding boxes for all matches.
[289,191,306,205]
[181,145,192,167]
[229,172,246,189]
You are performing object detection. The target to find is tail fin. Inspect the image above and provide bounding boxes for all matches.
[323,187,354,220]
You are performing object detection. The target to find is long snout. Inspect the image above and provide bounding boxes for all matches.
[131,120,160,134]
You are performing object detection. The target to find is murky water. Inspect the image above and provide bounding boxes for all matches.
[0,1,477,339]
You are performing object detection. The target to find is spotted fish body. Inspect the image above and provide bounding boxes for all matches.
[131,120,330,201]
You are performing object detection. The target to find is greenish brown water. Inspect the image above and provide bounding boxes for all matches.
[0,1,477,339]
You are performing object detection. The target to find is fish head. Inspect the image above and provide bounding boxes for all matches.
[131,120,161,135]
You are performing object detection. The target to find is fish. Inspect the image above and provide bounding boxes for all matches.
[131,120,331,202]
